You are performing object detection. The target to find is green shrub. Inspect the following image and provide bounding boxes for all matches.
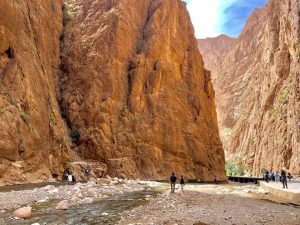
[21,111,31,124]
[50,111,56,124]
[225,159,246,176]
[63,7,72,23]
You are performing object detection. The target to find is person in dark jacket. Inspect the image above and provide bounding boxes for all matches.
[180,175,185,191]
[281,170,288,188]
[170,172,177,193]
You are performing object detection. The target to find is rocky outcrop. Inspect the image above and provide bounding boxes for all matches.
[0,0,225,184]
[60,0,225,180]
[198,35,236,75]
[199,0,300,175]
[0,0,77,185]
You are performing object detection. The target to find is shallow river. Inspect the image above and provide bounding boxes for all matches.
[0,185,161,225]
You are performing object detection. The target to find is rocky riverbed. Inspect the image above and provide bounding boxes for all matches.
[0,181,299,225]
[0,177,160,210]
[119,183,300,225]
[0,177,164,224]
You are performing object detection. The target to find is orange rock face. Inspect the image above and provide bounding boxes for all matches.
[0,0,76,185]
[0,0,225,184]
[199,0,300,175]
[61,0,225,180]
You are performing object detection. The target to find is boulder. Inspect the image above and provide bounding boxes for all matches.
[96,178,111,185]
[81,197,93,204]
[13,206,32,219]
[55,200,69,210]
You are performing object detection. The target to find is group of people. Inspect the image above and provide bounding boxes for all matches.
[263,170,293,189]
[170,172,185,193]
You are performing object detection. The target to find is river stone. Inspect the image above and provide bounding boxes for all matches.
[13,206,32,219]
[42,185,55,191]
[55,200,69,210]
[81,197,93,204]
[96,178,111,185]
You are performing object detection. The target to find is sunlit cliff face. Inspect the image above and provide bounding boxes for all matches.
[0,0,226,184]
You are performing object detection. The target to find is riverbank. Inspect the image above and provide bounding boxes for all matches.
[119,183,300,225]
[0,178,161,210]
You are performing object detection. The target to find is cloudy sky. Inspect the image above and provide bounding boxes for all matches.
[184,0,268,39]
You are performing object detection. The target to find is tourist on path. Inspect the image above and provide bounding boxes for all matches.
[281,170,288,189]
[264,171,269,183]
[84,168,90,181]
[170,172,177,193]
[68,172,76,185]
[275,171,280,182]
[180,175,185,191]
[214,176,219,184]
[287,172,293,182]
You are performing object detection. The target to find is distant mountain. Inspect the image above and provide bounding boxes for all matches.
[198,0,300,175]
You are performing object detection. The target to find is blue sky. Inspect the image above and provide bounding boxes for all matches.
[184,0,268,39]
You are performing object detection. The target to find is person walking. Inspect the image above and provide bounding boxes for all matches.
[264,171,269,183]
[84,168,90,182]
[287,172,293,183]
[281,170,288,188]
[67,172,73,185]
[275,171,280,182]
[180,175,185,191]
[170,172,177,193]
[214,176,219,184]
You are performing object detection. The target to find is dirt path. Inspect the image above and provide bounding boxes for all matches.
[119,183,300,225]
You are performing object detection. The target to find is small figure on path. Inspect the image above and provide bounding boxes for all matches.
[63,167,70,181]
[287,172,293,182]
[180,175,185,191]
[68,172,76,185]
[214,176,219,185]
[271,172,275,182]
[84,168,90,181]
[264,171,269,183]
[275,171,280,182]
[281,170,288,189]
[170,172,177,193]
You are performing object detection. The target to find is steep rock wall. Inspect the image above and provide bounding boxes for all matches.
[199,0,300,175]
[0,0,76,184]
[61,0,225,180]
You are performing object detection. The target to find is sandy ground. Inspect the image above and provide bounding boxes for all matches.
[119,183,300,225]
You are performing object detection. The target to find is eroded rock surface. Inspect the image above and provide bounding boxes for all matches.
[0,0,77,184]
[0,0,225,183]
[61,0,225,180]
[198,0,300,175]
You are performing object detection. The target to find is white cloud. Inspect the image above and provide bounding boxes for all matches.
[184,0,238,39]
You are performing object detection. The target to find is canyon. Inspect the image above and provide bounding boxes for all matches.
[0,0,225,184]
[198,0,300,176]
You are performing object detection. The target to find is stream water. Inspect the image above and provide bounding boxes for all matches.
[0,186,162,225]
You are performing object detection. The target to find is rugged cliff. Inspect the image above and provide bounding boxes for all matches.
[199,0,300,175]
[60,0,225,180]
[0,0,77,184]
[0,0,225,183]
